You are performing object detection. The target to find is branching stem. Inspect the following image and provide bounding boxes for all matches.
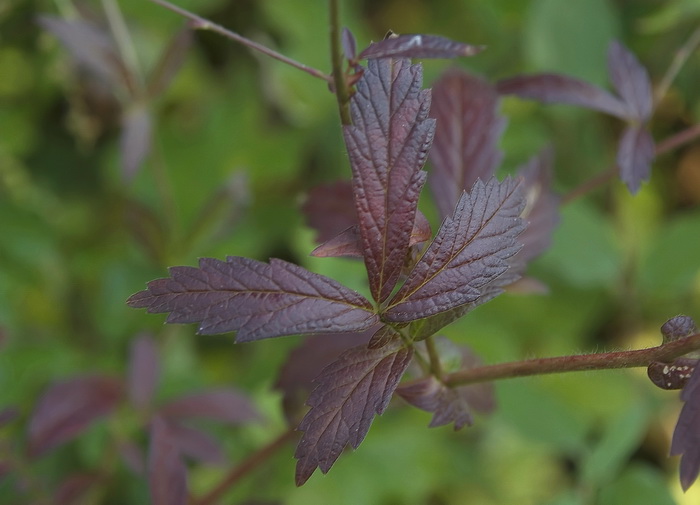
[148,0,331,83]
[445,332,700,387]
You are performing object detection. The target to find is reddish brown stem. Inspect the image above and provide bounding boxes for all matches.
[445,332,700,387]
[149,0,331,83]
[194,428,298,505]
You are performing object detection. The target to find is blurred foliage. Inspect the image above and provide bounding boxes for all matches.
[1,0,700,503]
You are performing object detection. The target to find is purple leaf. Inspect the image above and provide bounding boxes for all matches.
[310,210,431,258]
[0,407,19,427]
[147,26,193,98]
[159,389,258,424]
[397,377,473,429]
[429,69,506,219]
[617,125,655,194]
[344,57,435,302]
[607,41,653,122]
[671,365,700,490]
[497,74,628,119]
[516,147,560,263]
[37,16,130,91]
[385,178,525,322]
[342,28,357,62]
[167,421,226,465]
[359,34,484,60]
[294,332,413,485]
[409,264,522,340]
[127,334,159,410]
[120,104,153,181]
[302,180,356,244]
[28,375,123,457]
[149,416,187,505]
[127,256,379,342]
[275,328,377,422]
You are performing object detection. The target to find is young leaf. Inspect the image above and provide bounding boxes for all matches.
[341,27,357,62]
[428,69,506,219]
[344,57,435,302]
[496,74,628,119]
[127,256,379,342]
[397,377,473,429]
[516,147,560,263]
[149,416,187,505]
[28,375,123,457]
[294,330,413,485]
[159,389,259,424]
[617,125,655,194]
[385,178,525,322]
[310,211,431,259]
[127,334,159,410]
[607,41,653,122]
[359,34,484,60]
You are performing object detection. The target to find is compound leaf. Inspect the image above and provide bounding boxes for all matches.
[607,40,653,122]
[497,73,628,119]
[344,57,435,302]
[127,256,378,342]
[429,69,506,220]
[617,125,655,194]
[294,331,412,485]
[385,178,525,322]
[359,34,484,60]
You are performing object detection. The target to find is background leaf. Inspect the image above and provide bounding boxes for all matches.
[607,41,653,122]
[28,375,123,457]
[429,69,505,219]
[616,125,655,194]
[149,416,187,505]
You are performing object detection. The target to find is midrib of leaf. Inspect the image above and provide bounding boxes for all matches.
[388,180,520,305]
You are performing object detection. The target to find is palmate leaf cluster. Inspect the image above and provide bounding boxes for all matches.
[128,37,537,485]
[125,25,699,496]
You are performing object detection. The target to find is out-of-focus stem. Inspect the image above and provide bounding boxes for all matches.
[329,0,352,125]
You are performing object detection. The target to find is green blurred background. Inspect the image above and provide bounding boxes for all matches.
[2,0,700,503]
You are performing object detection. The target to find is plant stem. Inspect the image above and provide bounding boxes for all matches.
[562,123,700,204]
[329,0,352,125]
[148,0,331,83]
[424,336,444,379]
[445,332,700,387]
[194,427,298,505]
[655,26,700,107]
